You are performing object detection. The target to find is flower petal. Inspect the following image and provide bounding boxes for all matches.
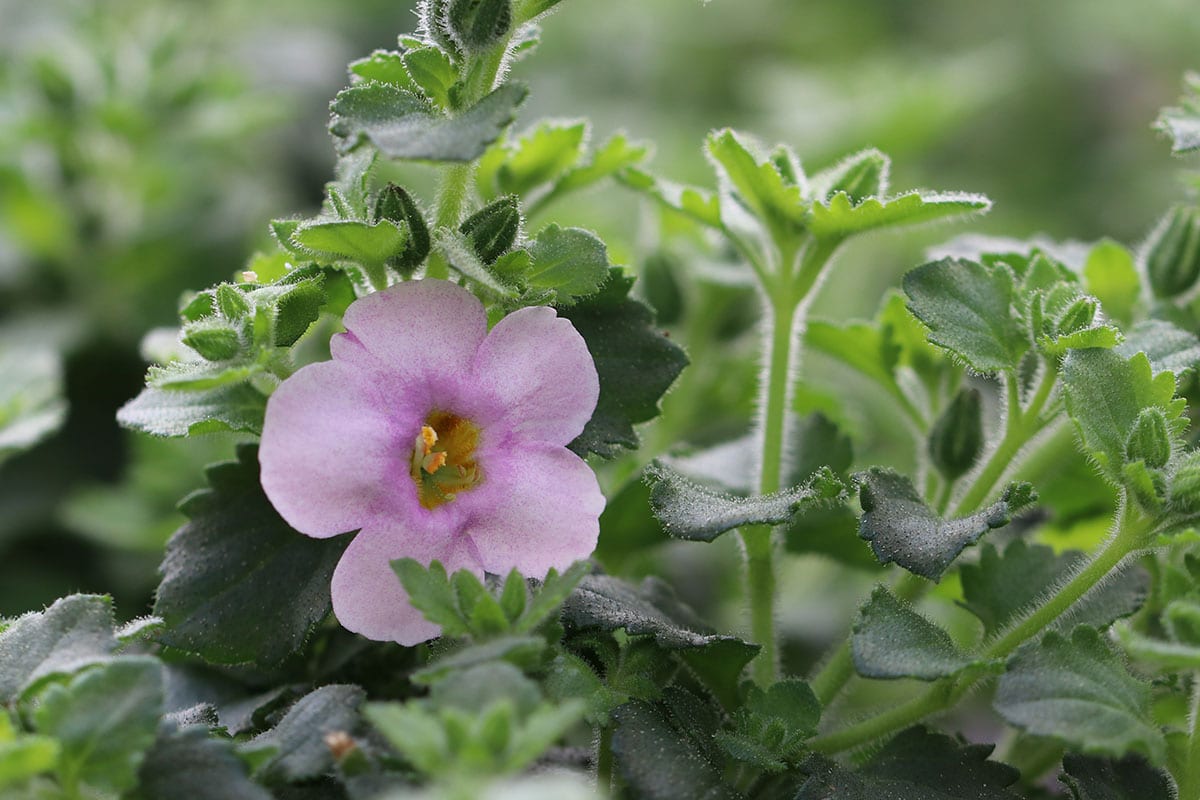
[464,443,604,577]
[330,523,482,645]
[472,306,599,445]
[260,359,414,537]
[342,279,487,385]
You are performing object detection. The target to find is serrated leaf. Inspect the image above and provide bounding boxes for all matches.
[1060,752,1173,800]
[852,585,984,680]
[35,657,163,795]
[618,167,722,229]
[1062,348,1185,482]
[1113,622,1200,670]
[249,685,364,784]
[809,148,890,203]
[994,626,1165,764]
[857,468,1035,580]
[330,81,527,161]
[646,461,845,542]
[809,190,989,241]
[349,50,415,89]
[534,133,649,210]
[514,561,590,634]
[562,271,687,457]
[154,445,348,665]
[717,680,820,771]
[525,224,609,304]
[0,342,67,464]
[1083,240,1139,327]
[1116,319,1200,376]
[432,228,520,296]
[0,594,117,703]
[496,121,587,198]
[1038,324,1121,358]
[290,219,408,266]
[134,725,273,800]
[1156,73,1200,154]
[117,383,267,437]
[797,726,1021,799]
[402,46,458,109]
[904,257,1026,373]
[393,558,467,635]
[960,541,1075,636]
[707,128,806,238]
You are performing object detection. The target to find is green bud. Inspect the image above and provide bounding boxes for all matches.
[460,195,521,264]
[215,284,251,320]
[447,0,512,53]
[927,388,983,482]
[179,291,214,322]
[423,0,461,56]
[1055,296,1097,336]
[1122,459,1165,512]
[1164,599,1200,646]
[1146,205,1200,299]
[374,183,431,275]
[1125,407,1172,469]
[1169,451,1200,515]
[182,320,242,362]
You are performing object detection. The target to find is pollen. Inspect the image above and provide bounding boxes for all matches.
[410,411,483,509]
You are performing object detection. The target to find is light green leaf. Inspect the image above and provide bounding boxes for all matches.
[0,718,59,789]
[291,219,408,266]
[535,133,650,210]
[618,167,722,229]
[0,342,67,464]
[904,257,1026,373]
[496,121,587,198]
[35,657,164,795]
[117,383,267,437]
[1083,239,1139,326]
[809,190,989,241]
[0,594,117,703]
[331,81,527,161]
[809,148,889,203]
[706,128,806,237]
[1114,622,1200,670]
[403,46,459,109]
[852,586,984,680]
[995,627,1165,764]
[349,50,415,90]
[1155,72,1200,154]
[526,224,609,304]
[646,461,846,543]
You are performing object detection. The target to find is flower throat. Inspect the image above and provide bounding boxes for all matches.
[410,411,482,509]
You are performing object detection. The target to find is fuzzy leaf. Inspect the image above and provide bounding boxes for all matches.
[526,224,610,304]
[707,128,806,236]
[433,228,521,296]
[249,685,365,784]
[646,461,845,542]
[1116,319,1200,377]
[349,50,414,89]
[1062,348,1185,482]
[904,257,1026,373]
[330,81,527,161]
[810,148,889,203]
[117,383,267,437]
[797,726,1021,799]
[0,594,117,703]
[1113,623,1200,670]
[619,167,722,229]
[994,627,1166,764]
[0,342,67,464]
[153,445,348,665]
[1060,752,1173,800]
[716,680,820,771]
[495,121,587,198]
[135,725,273,800]
[1156,73,1200,153]
[852,586,984,680]
[1082,240,1139,326]
[536,133,649,209]
[290,219,408,266]
[857,468,1035,580]
[809,191,989,241]
[402,46,458,108]
[563,271,687,458]
[35,657,164,795]
[0,717,59,789]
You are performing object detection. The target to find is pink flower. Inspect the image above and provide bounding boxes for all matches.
[259,279,604,645]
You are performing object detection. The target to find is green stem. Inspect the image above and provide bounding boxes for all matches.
[809,499,1150,754]
[595,724,614,794]
[1178,674,1200,800]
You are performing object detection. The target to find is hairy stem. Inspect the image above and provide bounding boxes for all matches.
[1178,674,1200,799]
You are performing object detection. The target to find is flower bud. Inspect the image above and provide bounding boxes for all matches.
[461,195,520,264]
[1125,407,1172,469]
[375,183,431,274]
[1146,205,1200,299]
[182,320,242,362]
[216,284,251,320]
[1169,451,1200,515]
[927,388,983,482]
[447,0,512,53]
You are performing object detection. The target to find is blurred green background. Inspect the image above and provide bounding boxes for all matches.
[1,0,1197,642]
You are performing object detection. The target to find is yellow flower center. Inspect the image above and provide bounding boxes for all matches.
[410,411,483,509]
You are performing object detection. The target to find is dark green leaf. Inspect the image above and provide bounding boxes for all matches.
[432,228,521,296]
[904,257,1026,373]
[134,725,273,800]
[154,445,348,665]
[1146,206,1200,300]
[646,461,846,543]
[330,81,526,162]
[960,541,1075,636]
[994,627,1165,764]
[182,320,242,362]
[1116,320,1200,377]
[0,594,117,703]
[852,586,984,680]
[1060,752,1173,800]
[797,726,1021,800]
[857,468,1035,580]
[250,685,365,784]
[809,191,990,241]
[34,657,163,795]
[117,383,267,437]
[716,680,820,771]
[525,224,610,304]
[562,271,687,457]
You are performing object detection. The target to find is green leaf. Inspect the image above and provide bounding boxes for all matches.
[402,46,459,109]
[330,81,527,161]
[525,224,610,304]
[960,541,1074,636]
[562,271,687,457]
[34,657,164,795]
[153,445,348,665]
[1062,348,1185,482]
[394,558,469,635]
[611,690,735,800]
[618,167,722,229]
[646,461,846,543]
[994,627,1166,764]
[1156,72,1200,154]
[0,340,67,464]
[809,148,889,203]
[534,133,650,210]
[716,680,820,771]
[1082,239,1139,326]
[0,715,58,789]
[291,219,408,266]
[513,561,590,634]
[432,228,520,296]
[249,685,365,784]
[117,383,268,437]
[134,725,273,800]
[707,128,806,237]
[495,121,587,198]
[412,636,547,684]
[181,320,242,362]
[1060,753,1174,800]
[349,50,415,89]
[904,257,1026,373]
[857,468,1035,580]
[0,594,117,703]
[1116,319,1200,377]
[852,585,984,680]
[809,190,990,241]
[797,727,1021,799]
